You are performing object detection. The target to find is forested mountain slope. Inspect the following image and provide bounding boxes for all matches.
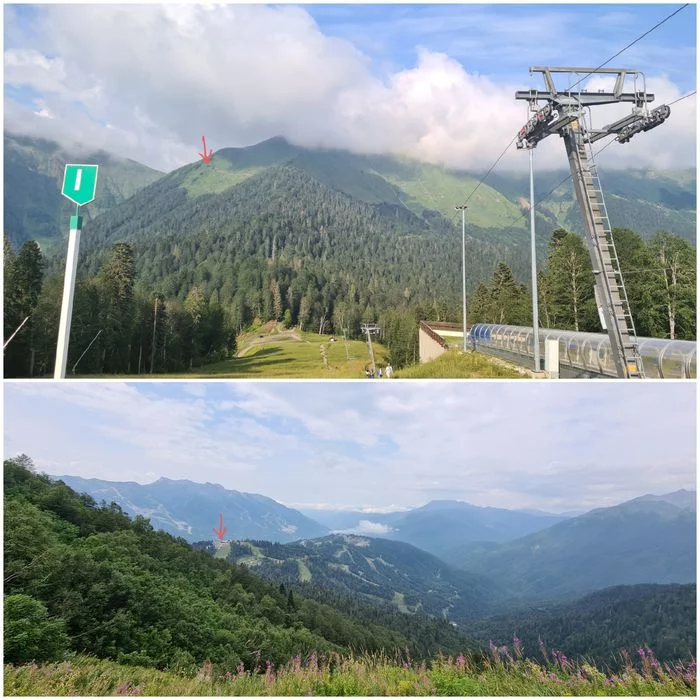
[215,534,501,624]
[467,583,696,667]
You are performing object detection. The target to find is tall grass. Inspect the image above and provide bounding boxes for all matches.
[397,350,528,379]
[5,644,695,696]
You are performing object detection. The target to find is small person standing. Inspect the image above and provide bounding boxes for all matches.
[386,364,393,378]
[378,367,383,379]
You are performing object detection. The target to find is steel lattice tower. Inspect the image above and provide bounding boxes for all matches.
[515,67,671,378]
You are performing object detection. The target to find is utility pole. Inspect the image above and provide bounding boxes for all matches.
[515,66,669,378]
[528,146,541,371]
[455,205,468,352]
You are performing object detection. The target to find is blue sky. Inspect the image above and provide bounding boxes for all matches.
[307,4,697,91]
[4,381,695,514]
[3,3,696,172]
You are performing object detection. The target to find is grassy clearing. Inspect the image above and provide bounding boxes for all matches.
[213,542,231,560]
[397,350,530,379]
[193,329,388,379]
[4,647,695,696]
[79,326,388,379]
[297,559,312,582]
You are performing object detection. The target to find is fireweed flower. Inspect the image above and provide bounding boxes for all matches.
[513,635,523,659]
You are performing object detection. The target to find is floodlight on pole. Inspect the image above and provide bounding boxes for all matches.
[455,205,468,352]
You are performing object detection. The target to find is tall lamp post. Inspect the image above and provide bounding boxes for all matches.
[455,205,468,352]
[527,146,541,372]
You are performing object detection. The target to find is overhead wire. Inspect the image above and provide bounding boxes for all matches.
[563,4,690,93]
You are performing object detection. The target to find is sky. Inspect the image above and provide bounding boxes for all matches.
[4,380,696,514]
[3,3,696,173]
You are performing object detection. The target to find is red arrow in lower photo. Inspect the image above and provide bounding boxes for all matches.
[212,512,227,540]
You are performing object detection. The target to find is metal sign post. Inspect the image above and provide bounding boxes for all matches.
[54,164,98,379]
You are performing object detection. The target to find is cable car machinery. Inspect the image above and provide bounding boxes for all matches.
[515,67,671,378]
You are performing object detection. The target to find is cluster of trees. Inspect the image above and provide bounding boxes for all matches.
[3,238,236,377]
[469,227,696,340]
[3,457,475,670]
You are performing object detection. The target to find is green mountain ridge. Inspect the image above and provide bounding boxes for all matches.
[3,133,164,251]
[218,534,501,624]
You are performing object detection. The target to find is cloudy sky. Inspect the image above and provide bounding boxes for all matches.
[4,381,695,514]
[3,3,696,173]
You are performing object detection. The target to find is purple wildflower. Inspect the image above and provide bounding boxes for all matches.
[513,635,523,659]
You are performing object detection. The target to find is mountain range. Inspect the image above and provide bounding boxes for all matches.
[304,500,568,559]
[452,491,696,598]
[55,475,329,543]
[216,534,500,622]
[56,474,696,608]
[6,132,696,257]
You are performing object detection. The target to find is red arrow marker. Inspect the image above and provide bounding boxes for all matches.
[213,512,227,540]
[199,135,213,165]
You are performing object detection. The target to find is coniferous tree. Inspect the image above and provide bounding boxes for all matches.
[3,238,44,376]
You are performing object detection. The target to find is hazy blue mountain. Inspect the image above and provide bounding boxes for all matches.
[453,493,696,598]
[4,132,163,251]
[54,475,329,543]
[386,501,569,560]
[634,488,696,510]
[306,500,568,561]
[468,583,696,668]
[219,533,502,623]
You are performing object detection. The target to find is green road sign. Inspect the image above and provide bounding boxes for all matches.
[62,164,98,206]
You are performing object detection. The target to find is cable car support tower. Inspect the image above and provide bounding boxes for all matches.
[516,67,671,378]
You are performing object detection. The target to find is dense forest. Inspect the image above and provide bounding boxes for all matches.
[4,239,236,377]
[468,227,696,340]
[209,537,499,623]
[3,457,476,669]
[467,584,696,668]
[3,161,695,376]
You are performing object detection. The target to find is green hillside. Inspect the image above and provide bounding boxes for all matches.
[223,535,501,623]
[3,133,164,251]
[3,456,474,671]
[453,497,696,598]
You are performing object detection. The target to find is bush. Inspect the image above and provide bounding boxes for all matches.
[4,594,70,663]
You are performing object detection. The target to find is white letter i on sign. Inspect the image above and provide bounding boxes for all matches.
[75,169,83,191]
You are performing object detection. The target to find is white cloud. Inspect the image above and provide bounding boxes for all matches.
[4,382,694,514]
[3,5,695,173]
[352,520,394,535]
